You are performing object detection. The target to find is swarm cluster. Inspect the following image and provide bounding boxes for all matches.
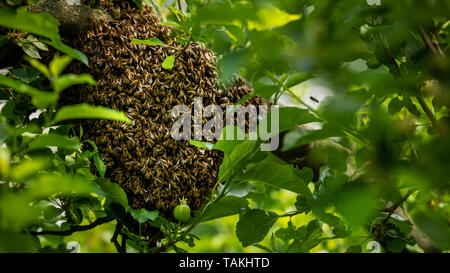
[66,1,263,217]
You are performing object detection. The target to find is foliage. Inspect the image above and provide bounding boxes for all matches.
[0,0,449,253]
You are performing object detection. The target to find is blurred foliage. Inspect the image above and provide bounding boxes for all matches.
[0,0,449,253]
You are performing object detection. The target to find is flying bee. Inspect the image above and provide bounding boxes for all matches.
[310,96,319,103]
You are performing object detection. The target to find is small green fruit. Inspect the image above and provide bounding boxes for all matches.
[173,197,190,222]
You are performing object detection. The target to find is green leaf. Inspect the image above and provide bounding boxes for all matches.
[282,123,344,151]
[388,97,403,115]
[49,55,73,77]
[295,195,312,214]
[27,58,51,78]
[19,41,41,59]
[127,208,159,224]
[275,221,296,241]
[0,8,60,41]
[162,55,175,70]
[252,82,279,100]
[236,209,279,247]
[336,185,378,229]
[131,38,165,46]
[276,107,320,132]
[386,237,406,253]
[32,174,97,198]
[0,74,58,108]
[346,245,362,253]
[218,139,258,183]
[52,74,96,93]
[10,158,50,181]
[285,72,315,88]
[237,161,313,199]
[403,97,421,118]
[213,126,247,154]
[0,120,8,143]
[132,0,143,10]
[27,134,81,151]
[41,39,89,66]
[95,178,129,207]
[296,167,314,184]
[189,140,214,150]
[388,214,413,235]
[27,35,48,51]
[288,220,323,253]
[200,196,248,222]
[53,104,131,124]
[159,21,180,27]
[93,153,106,178]
[410,209,450,250]
[9,67,41,84]
[317,212,349,237]
[43,206,62,220]
[261,107,319,138]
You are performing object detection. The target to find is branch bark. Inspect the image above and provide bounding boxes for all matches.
[29,0,111,37]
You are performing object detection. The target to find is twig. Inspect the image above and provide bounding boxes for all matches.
[375,27,443,135]
[30,217,112,236]
[111,222,123,253]
[374,189,416,241]
[120,233,128,253]
[418,27,445,58]
[416,94,443,134]
[29,0,111,36]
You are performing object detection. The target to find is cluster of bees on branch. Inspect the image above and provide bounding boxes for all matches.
[64,1,264,218]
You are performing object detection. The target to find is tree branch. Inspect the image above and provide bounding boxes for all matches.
[30,217,112,236]
[111,221,122,252]
[374,189,416,241]
[418,26,445,58]
[375,28,443,135]
[29,0,111,37]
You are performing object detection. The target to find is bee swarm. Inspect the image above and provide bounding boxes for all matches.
[65,1,263,219]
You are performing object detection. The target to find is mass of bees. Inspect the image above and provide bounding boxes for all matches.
[64,1,264,219]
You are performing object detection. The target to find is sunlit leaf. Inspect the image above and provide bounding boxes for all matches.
[52,74,96,93]
[53,104,131,124]
[27,134,81,151]
[132,37,165,46]
[236,209,279,247]
[162,55,175,70]
[49,55,73,77]
[0,75,58,108]
[96,178,129,207]
[200,196,249,222]
[0,8,60,41]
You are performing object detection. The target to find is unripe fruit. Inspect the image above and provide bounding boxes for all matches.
[173,198,191,222]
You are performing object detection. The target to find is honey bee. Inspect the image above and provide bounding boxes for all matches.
[310,96,319,103]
